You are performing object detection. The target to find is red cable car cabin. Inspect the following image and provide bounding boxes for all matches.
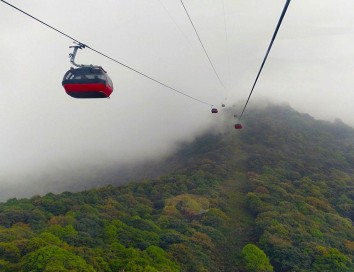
[62,67,113,98]
[234,124,243,129]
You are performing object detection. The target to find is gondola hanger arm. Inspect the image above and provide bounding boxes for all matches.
[69,42,99,68]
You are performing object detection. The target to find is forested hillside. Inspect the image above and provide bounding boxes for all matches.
[0,104,353,271]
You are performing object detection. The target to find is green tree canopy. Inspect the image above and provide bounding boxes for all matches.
[21,245,95,272]
[241,244,273,272]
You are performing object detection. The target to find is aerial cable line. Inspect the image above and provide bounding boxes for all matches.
[179,0,227,92]
[0,0,79,43]
[0,0,213,106]
[239,0,291,120]
[221,0,230,91]
[157,0,192,45]
[84,47,212,106]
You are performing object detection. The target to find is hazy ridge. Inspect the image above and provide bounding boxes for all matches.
[0,104,353,271]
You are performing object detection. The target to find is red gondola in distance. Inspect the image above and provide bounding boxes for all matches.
[234,124,243,129]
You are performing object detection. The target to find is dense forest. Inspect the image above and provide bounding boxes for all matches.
[0,104,353,271]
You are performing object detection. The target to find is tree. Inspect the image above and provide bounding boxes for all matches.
[21,245,95,271]
[241,244,273,272]
[0,242,20,263]
[313,246,353,272]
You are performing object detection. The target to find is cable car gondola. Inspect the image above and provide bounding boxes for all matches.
[211,108,218,113]
[234,124,243,129]
[62,67,113,98]
[62,43,113,98]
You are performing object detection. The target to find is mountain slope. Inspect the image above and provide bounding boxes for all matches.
[0,104,353,271]
[238,105,354,271]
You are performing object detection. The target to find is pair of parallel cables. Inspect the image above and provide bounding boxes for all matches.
[162,0,292,118]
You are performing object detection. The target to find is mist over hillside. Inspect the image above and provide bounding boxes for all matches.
[0,103,353,271]
[2,102,354,202]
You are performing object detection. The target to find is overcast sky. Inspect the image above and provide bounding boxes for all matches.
[1,0,354,200]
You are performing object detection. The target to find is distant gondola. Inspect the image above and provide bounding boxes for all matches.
[234,124,243,129]
[211,108,218,113]
[62,67,113,98]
